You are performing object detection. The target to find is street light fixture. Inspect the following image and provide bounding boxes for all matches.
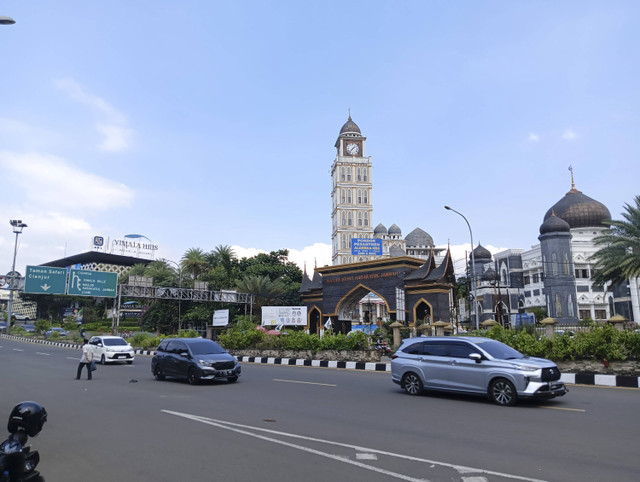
[0,16,16,25]
[444,206,480,330]
[6,220,27,333]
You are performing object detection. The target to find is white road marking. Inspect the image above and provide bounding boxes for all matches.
[273,378,337,387]
[162,410,548,482]
[67,357,80,361]
[36,352,51,356]
[356,453,378,460]
[13,348,24,352]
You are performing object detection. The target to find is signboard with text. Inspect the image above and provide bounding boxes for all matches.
[68,270,118,298]
[24,266,68,294]
[261,306,307,326]
[351,238,383,256]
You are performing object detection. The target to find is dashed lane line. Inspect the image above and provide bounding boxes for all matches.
[273,378,337,387]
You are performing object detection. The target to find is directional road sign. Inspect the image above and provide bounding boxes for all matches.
[24,266,68,294]
[68,269,118,298]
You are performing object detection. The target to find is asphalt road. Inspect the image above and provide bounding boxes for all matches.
[1,337,638,482]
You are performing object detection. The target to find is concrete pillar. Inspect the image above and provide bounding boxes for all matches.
[608,314,627,331]
[390,321,404,349]
[540,317,557,337]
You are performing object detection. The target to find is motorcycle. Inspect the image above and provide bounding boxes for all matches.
[1,402,46,482]
[374,338,393,357]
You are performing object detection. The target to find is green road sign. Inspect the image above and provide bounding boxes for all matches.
[24,266,68,294]
[68,269,118,298]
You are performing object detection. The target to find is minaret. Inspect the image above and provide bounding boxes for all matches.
[330,114,373,265]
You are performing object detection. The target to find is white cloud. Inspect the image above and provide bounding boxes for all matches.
[55,77,134,152]
[562,129,578,140]
[0,151,135,212]
[528,133,540,142]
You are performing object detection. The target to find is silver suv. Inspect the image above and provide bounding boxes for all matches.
[391,336,568,406]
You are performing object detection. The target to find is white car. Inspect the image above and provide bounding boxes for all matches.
[88,336,135,365]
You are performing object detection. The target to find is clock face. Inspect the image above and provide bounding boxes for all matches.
[346,142,359,155]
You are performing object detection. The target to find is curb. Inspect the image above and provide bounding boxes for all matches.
[3,335,639,388]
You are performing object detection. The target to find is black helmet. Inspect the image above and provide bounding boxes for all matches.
[7,401,47,437]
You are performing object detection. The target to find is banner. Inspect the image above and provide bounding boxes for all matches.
[351,238,382,256]
[212,309,230,327]
[261,306,307,326]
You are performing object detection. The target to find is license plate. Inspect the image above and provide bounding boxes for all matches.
[220,370,230,376]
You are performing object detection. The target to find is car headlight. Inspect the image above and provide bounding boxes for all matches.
[512,364,540,373]
[199,360,210,367]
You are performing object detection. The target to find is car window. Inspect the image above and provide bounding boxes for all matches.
[422,342,448,356]
[447,343,478,358]
[187,340,225,355]
[104,338,128,346]
[157,340,169,352]
[89,337,99,345]
[164,341,177,353]
[473,339,524,360]
[402,342,423,355]
[173,341,188,354]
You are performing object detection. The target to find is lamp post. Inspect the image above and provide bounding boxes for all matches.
[161,258,183,330]
[444,206,479,330]
[0,16,16,25]
[6,220,27,334]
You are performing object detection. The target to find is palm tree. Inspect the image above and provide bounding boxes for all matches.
[181,248,208,280]
[235,274,287,315]
[591,195,640,286]
[208,244,237,274]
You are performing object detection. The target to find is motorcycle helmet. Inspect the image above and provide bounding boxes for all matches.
[7,401,47,437]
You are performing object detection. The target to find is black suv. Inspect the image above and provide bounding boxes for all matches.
[151,338,241,385]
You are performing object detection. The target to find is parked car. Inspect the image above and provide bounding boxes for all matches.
[151,338,241,385]
[21,324,36,333]
[391,336,568,406]
[45,327,67,338]
[12,313,30,321]
[0,322,7,333]
[88,336,135,364]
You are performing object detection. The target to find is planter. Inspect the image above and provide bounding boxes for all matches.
[229,349,382,363]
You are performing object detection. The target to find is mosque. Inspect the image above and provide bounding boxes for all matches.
[300,115,639,329]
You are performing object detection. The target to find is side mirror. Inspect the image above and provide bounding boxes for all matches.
[179,351,190,357]
[97,343,103,347]
[469,353,482,363]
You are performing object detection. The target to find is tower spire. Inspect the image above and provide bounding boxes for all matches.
[568,165,577,192]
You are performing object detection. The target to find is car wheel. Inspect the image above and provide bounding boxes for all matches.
[187,367,199,385]
[153,364,165,381]
[227,376,238,383]
[489,378,517,406]
[100,354,106,365]
[401,372,423,396]
[126,360,133,365]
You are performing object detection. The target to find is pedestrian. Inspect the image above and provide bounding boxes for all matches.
[76,339,93,380]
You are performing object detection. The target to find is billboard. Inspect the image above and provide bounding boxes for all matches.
[351,238,382,256]
[212,309,230,327]
[261,306,307,326]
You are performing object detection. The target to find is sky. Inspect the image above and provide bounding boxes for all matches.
[1,0,639,279]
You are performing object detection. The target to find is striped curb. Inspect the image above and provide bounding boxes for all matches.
[3,335,639,388]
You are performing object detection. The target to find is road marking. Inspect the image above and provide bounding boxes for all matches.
[356,453,377,460]
[539,406,586,412]
[67,356,80,361]
[36,352,51,356]
[13,348,24,352]
[162,410,548,482]
[273,378,337,387]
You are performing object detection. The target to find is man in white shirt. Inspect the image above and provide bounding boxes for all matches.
[76,339,94,380]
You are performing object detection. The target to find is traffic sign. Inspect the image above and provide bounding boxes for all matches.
[68,270,118,297]
[24,266,68,294]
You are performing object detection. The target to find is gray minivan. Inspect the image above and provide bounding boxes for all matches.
[391,336,568,406]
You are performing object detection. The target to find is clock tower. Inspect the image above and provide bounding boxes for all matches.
[331,114,374,265]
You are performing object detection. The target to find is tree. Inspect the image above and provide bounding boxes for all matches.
[236,274,288,317]
[591,195,640,286]
[181,248,208,280]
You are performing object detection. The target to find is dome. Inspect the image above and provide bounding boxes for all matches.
[389,245,406,257]
[339,115,361,135]
[473,244,492,260]
[544,187,611,229]
[388,224,402,235]
[539,212,571,235]
[482,267,497,281]
[374,223,387,235]
[405,227,434,247]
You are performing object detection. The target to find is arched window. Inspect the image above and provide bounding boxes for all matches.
[347,190,352,203]
[342,256,347,264]
[563,252,570,275]
[357,168,362,181]
[551,253,558,275]
[340,189,345,204]
[357,212,363,226]
[363,168,368,182]
[340,167,345,181]
[341,234,347,249]
[364,190,369,204]
[357,190,362,204]
[341,212,346,226]
[347,167,351,181]
[347,212,353,226]
[555,294,563,317]
[364,212,369,226]
[568,295,574,317]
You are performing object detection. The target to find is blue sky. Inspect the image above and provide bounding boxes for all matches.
[1,1,639,278]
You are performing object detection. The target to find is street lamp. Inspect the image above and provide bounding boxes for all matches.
[161,258,183,330]
[6,220,27,333]
[444,206,480,330]
[0,16,16,25]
